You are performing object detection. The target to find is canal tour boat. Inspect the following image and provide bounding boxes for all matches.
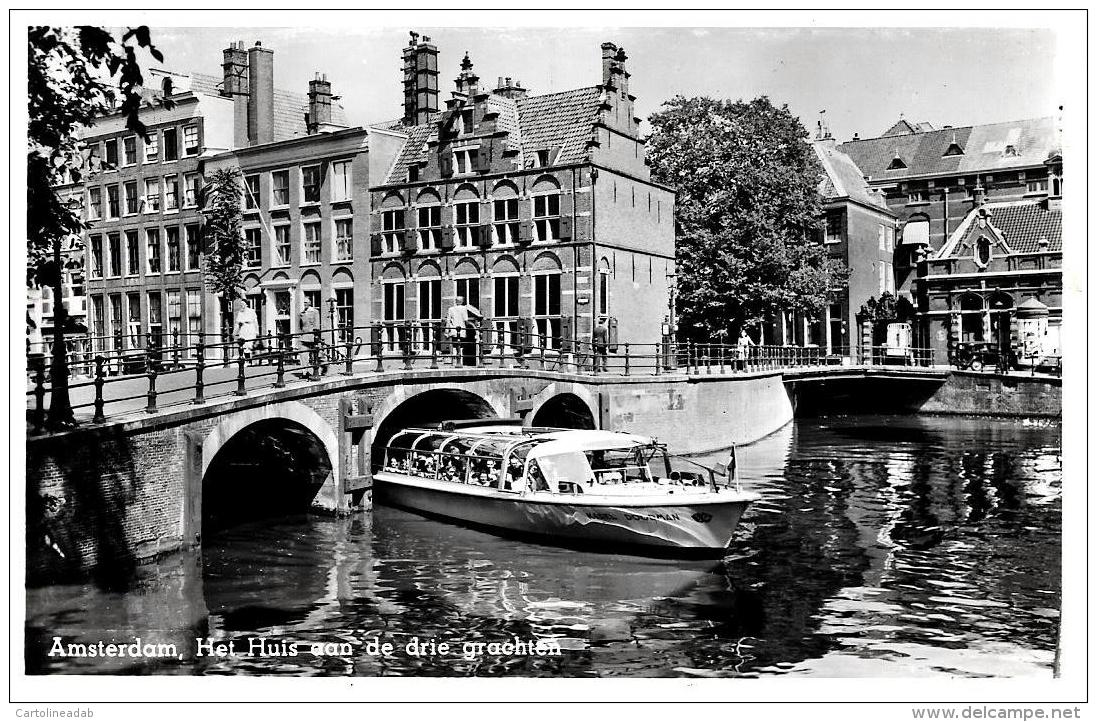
[373,420,761,558]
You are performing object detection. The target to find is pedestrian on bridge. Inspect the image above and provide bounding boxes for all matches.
[233,299,259,364]
[592,317,610,373]
[445,296,481,366]
[736,328,756,371]
[299,297,322,377]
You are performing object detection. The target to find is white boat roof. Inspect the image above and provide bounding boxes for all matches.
[396,425,654,461]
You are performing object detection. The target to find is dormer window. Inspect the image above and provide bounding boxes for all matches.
[1026,179,1049,195]
[460,110,473,135]
[943,141,964,157]
[886,153,907,170]
[408,165,419,182]
[454,148,479,175]
[1004,144,1018,157]
[537,149,550,168]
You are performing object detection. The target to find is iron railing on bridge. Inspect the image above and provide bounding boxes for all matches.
[25,322,940,433]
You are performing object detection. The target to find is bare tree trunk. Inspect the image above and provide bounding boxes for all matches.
[46,238,74,427]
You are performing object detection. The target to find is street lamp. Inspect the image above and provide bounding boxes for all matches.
[328,294,338,344]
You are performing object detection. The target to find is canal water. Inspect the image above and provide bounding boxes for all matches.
[25,415,1062,677]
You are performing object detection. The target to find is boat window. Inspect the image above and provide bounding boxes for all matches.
[534,452,593,493]
[502,440,539,492]
[587,446,652,485]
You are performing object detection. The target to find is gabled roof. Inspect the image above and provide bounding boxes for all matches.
[515,86,601,166]
[880,119,936,137]
[813,140,890,212]
[937,200,1062,259]
[379,85,603,185]
[839,116,1058,181]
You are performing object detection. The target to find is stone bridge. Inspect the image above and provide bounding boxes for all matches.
[25,362,959,581]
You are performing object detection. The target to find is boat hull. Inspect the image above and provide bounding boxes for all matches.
[374,475,755,559]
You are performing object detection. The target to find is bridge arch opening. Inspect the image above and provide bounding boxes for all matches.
[530,392,596,429]
[371,389,499,469]
[202,419,333,533]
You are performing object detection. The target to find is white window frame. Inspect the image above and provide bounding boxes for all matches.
[122,136,138,167]
[454,148,479,176]
[143,178,161,214]
[331,160,352,202]
[103,138,119,171]
[123,180,139,217]
[146,228,162,275]
[162,127,179,163]
[455,200,479,248]
[243,174,261,211]
[183,124,199,156]
[273,224,291,267]
[333,216,353,262]
[244,226,263,269]
[492,198,519,246]
[184,224,202,271]
[532,270,563,351]
[165,227,181,274]
[302,220,323,265]
[532,192,560,242]
[301,164,322,205]
[823,213,841,244]
[87,187,102,221]
[417,205,442,251]
[382,209,404,255]
[271,169,290,208]
[106,183,120,220]
[143,131,159,163]
[124,230,140,277]
[183,173,201,208]
[163,175,180,213]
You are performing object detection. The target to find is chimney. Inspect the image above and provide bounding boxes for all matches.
[601,42,618,87]
[247,41,274,145]
[492,75,528,101]
[972,180,986,207]
[402,31,439,126]
[221,40,249,147]
[307,73,332,134]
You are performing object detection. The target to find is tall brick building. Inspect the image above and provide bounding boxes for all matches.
[367,36,676,358]
[76,41,355,359]
[839,116,1061,298]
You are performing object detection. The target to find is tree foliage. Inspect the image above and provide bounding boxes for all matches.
[200,167,246,313]
[28,26,167,426]
[646,95,846,341]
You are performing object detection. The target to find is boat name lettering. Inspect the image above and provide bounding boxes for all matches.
[623,512,681,522]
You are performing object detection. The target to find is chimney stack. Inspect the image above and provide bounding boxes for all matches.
[402,31,439,126]
[307,73,333,134]
[492,75,528,101]
[247,41,275,145]
[973,179,987,207]
[221,40,249,147]
[601,42,619,87]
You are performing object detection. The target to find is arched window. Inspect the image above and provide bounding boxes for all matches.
[532,177,561,242]
[959,293,984,342]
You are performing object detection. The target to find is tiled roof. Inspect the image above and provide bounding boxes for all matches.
[383,121,436,184]
[190,72,350,141]
[813,140,889,211]
[380,86,602,184]
[138,70,350,142]
[516,86,601,166]
[939,200,1061,258]
[839,116,1058,181]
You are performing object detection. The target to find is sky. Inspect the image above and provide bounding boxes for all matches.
[139,24,1065,143]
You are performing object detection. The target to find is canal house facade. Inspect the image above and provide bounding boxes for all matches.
[367,37,676,358]
[77,41,352,360]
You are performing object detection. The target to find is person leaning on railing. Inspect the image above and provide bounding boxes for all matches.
[232,299,259,364]
[298,298,322,375]
[736,328,755,370]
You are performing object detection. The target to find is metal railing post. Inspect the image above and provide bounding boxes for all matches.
[312,329,323,378]
[375,325,385,373]
[430,323,439,370]
[172,330,181,369]
[275,340,286,388]
[344,326,354,376]
[193,340,206,404]
[235,339,247,396]
[402,322,413,370]
[624,343,631,376]
[266,331,274,365]
[92,355,106,423]
[145,346,158,414]
[705,344,712,374]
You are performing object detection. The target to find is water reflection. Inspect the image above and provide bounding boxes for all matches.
[26,416,1061,677]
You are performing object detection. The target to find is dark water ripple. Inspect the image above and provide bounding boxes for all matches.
[26,415,1061,677]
